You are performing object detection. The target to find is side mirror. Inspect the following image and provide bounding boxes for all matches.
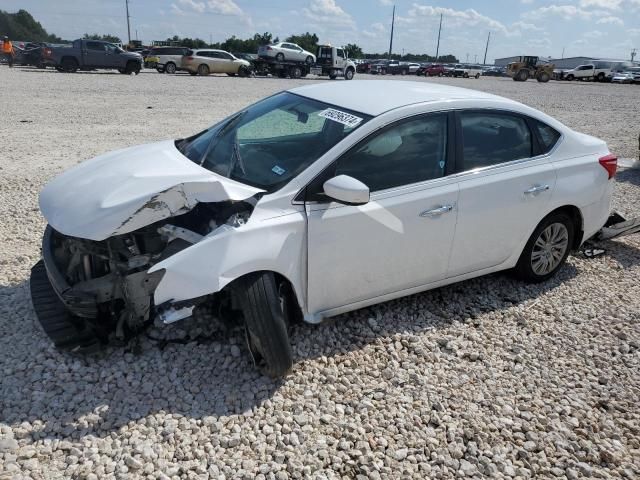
[323,175,370,206]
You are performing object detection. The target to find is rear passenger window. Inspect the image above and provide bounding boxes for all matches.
[533,120,561,154]
[460,112,532,170]
[334,114,448,192]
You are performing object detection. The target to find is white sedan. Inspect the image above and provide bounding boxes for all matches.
[258,42,316,64]
[33,81,618,376]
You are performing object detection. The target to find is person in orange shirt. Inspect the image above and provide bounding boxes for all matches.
[2,36,14,67]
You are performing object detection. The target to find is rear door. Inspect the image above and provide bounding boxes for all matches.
[84,41,106,67]
[447,110,557,276]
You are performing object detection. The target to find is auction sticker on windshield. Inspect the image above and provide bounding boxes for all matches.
[318,108,363,128]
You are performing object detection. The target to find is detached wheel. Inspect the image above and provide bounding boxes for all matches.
[475,73,480,79]
[515,213,574,283]
[239,273,293,377]
[197,64,210,76]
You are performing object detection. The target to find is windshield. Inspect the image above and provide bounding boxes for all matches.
[177,92,371,192]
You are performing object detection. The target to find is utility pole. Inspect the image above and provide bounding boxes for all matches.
[483,31,491,65]
[135,29,138,41]
[125,0,132,45]
[388,5,395,59]
[632,48,637,62]
[435,13,442,61]
[561,47,565,59]
[466,53,469,63]
[474,54,478,63]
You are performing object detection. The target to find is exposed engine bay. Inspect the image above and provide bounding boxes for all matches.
[33,198,258,350]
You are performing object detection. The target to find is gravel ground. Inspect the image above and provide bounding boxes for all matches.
[1,68,639,479]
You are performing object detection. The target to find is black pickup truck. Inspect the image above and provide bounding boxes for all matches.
[48,39,143,74]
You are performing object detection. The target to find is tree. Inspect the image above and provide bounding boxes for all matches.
[83,33,122,44]
[285,32,319,54]
[0,9,64,42]
[343,43,363,59]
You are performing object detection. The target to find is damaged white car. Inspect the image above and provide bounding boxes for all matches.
[31,80,638,376]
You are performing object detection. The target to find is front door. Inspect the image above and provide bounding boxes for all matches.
[447,110,557,276]
[306,112,459,314]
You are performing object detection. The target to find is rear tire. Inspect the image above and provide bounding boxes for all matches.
[329,71,337,80]
[61,57,78,73]
[239,273,294,378]
[475,73,480,79]
[566,74,575,81]
[514,213,574,283]
[197,64,210,76]
[156,67,165,73]
[164,62,177,74]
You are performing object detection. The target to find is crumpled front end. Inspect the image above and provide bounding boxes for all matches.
[30,198,258,352]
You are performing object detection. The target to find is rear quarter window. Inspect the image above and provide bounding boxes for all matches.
[533,120,561,154]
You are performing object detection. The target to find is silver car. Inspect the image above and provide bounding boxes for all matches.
[181,49,251,76]
[258,42,316,64]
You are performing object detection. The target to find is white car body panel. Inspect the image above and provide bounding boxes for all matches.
[39,140,262,241]
[38,81,615,323]
[306,179,459,313]
[258,42,316,63]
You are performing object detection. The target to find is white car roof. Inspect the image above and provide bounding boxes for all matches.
[289,80,508,117]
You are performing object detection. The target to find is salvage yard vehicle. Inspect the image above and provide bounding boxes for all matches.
[310,44,356,80]
[453,64,483,78]
[181,49,251,77]
[507,56,553,83]
[564,64,609,82]
[144,46,190,73]
[258,42,316,64]
[31,81,638,377]
[48,39,143,74]
[611,72,635,84]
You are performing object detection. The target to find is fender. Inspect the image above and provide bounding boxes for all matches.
[149,209,307,313]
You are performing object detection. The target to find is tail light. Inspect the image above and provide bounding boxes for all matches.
[599,154,618,179]
[266,46,272,50]
[186,56,194,61]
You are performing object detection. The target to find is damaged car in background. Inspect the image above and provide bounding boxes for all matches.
[31,81,640,377]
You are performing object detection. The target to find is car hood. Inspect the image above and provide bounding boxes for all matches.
[40,140,263,241]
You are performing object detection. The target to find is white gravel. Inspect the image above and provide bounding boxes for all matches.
[1,67,639,479]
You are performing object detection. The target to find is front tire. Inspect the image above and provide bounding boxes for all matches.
[61,57,78,73]
[345,68,354,80]
[239,273,293,378]
[514,213,574,283]
[275,53,285,62]
[305,56,313,64]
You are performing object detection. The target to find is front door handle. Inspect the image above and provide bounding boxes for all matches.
[524,185,550,195]
[420,204,454,217]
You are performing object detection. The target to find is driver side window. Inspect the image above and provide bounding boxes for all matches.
[334,114,449,192]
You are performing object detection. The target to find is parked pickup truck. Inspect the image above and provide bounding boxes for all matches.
[564,64,610,82]
[48,39,143,74]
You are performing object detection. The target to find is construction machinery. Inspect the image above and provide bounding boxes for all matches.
[506,56,554,83]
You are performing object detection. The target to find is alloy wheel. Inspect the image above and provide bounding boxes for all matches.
[531,223,569,275]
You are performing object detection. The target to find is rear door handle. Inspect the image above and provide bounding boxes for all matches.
[420,204,454,217]
[524,185,550,195]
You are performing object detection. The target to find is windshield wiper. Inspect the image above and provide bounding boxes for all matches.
[199,110,247,167]
[230,138,247,176]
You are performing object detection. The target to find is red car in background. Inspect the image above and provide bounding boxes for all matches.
[417,63,445,77]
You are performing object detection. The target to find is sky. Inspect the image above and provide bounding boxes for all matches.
[3,0,639,62]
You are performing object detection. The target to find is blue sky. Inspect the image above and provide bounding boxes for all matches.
[4,0,639,61]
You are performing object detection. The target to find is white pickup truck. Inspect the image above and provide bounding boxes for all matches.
[564,64,610,82]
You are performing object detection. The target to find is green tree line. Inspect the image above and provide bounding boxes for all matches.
[1,8,459,62]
